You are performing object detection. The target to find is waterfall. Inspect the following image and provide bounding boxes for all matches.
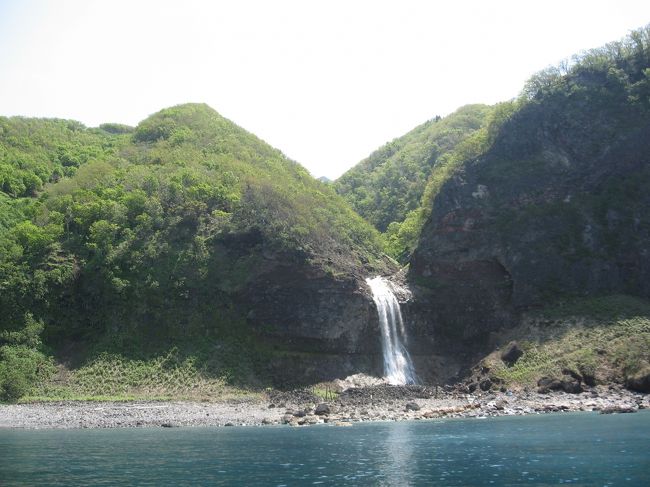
[366,276,417,385]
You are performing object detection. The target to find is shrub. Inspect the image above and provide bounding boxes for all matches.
[0,345,54,402]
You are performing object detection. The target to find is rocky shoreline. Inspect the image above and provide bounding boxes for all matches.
[1,384,648,429]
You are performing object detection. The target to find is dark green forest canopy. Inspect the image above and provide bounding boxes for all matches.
[0,104,384,329]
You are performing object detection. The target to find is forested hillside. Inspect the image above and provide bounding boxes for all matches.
[0,104,387,401]
[335,105,491,231]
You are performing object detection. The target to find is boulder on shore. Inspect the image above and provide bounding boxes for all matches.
[479,378,492,391]
[501,342,524,366]
[600,405,637,414]
[315,403,331,415]
[537,375,583,394]
[626,365,650,393]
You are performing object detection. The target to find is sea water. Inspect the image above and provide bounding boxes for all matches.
[1,411,649,486]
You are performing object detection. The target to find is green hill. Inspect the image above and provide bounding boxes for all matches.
[0,104,388,401]
[335,105,491,229]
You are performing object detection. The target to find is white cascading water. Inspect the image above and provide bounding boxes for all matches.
[366,276,417,385]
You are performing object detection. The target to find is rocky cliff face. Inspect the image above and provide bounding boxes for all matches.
[215,229,395,385]
[247,271,395,385]
[408,71,650,360]
[242,258,468,386]
[244,267,377,355]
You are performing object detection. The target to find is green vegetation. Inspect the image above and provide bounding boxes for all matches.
[334,100,527,261]
[336,105,491,233]
[311,383,339,401]
[0,314,55,402]
[0,103,384,402]
[25,349,262,402]
[491,295,650,387]
[0,116,126,197]
[372,26,650,263]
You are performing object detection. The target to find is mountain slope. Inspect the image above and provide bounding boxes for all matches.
[406,25,650,381]
[0,104,391,400]
[335,104,492,233]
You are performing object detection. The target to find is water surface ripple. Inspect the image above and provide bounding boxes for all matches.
[1,411,649,486]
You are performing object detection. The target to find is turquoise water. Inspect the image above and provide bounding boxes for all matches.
[1,411,649,486]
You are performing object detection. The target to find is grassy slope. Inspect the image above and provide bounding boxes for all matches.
[483,295,650,389]
[24,351,261,402]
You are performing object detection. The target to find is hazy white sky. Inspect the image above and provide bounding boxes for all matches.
[1,1,649,178]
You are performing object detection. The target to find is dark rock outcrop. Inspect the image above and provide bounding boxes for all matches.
[479,378,493,391]
[314,403,331,415]
[560,378,583,394]
[218,232,396,385]
[626,365,650,393]
[242,261,378,355]
[580,369,597,387]
[501,342,524,366]
[405,401,421,411]
[537,374,583,394]
[537,377,563,393]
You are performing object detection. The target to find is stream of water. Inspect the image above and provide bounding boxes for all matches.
[366,276,417,385]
